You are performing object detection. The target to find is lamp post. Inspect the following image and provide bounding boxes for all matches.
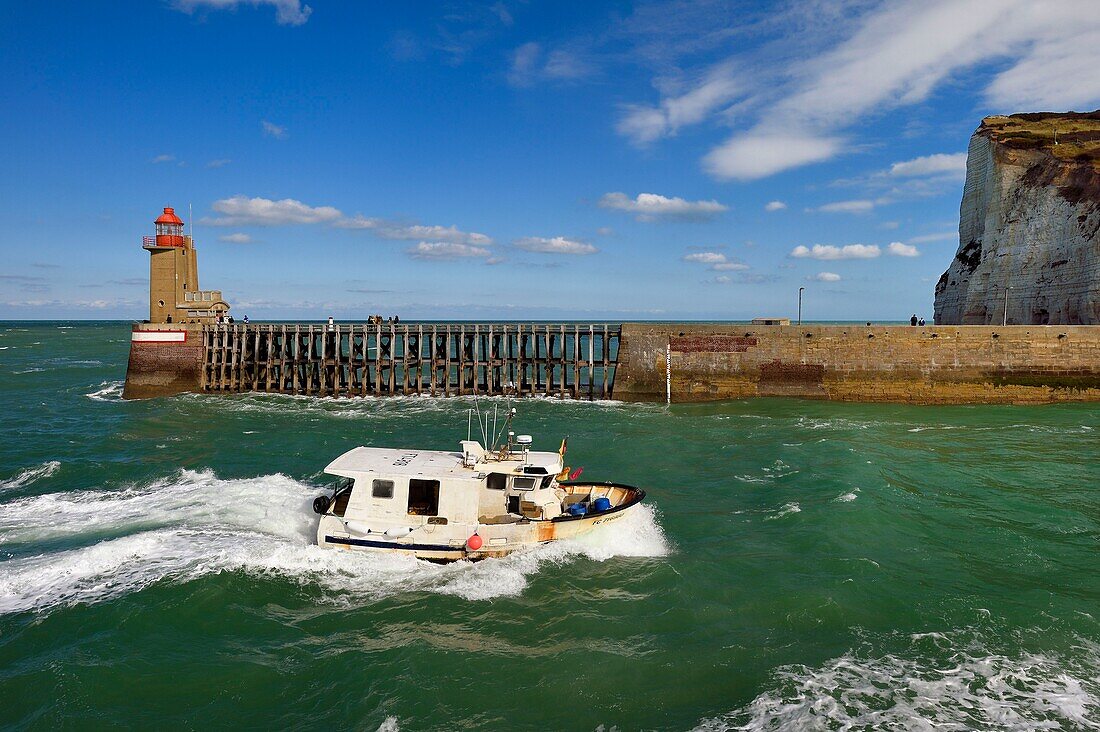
[798,287,805,325]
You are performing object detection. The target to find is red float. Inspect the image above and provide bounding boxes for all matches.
[466,533,483,551]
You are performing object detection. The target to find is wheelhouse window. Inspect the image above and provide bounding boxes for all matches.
[486,473,508,490]
[372,479,394,499]
[407,479,440,516]
[512,477,537,491]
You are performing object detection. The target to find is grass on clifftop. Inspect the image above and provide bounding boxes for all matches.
[981,111,1100,169]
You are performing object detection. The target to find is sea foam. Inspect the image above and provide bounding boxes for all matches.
[0,461,61,491]
[695,632,1100,731]
[0,469,668,615]
[85,381,124,401]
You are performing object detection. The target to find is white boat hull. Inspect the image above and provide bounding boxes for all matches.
[317,482,646,562]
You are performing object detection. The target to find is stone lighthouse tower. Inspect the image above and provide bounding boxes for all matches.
[143,206,229,324]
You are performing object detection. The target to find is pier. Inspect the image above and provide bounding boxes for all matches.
[124,321,1100,403]
[198,322,621,399]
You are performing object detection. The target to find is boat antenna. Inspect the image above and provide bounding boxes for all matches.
[473,395,488,446]
[492,405,517,457]
[491,404,498,451]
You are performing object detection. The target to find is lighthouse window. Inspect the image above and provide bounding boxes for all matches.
[407,479,439,516]
[372,479,394,499]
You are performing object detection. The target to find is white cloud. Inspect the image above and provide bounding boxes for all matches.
[219,233,253,243]
[261,120,288,139]
[378,224,491,246]
[815,199,875,214]
[703,132,842,180]
[889,152,967,177]
[172,0,312,26]
[764,200,787,212]
[543,50,591,80]
[811,272,842,282]
[206,158,232,168]
[599,192,727,222]
[617,62,741,144]
[333,215,382,230]
[596,226,614,236]
[682,252,726,264]
[887,241,920,257]
[713,275,732,284]
[337,218,491,245]
[984,11,1100,109]
[508,42,591,87]
[407,242,492,260]
[151,154,175,163]
[507,42,542,86]
[514,236,597,255]
[682,251,749,271]
[908,231,956,243]
[624,0,1100,180]
[202,196,342,226]
[790,244,880,260]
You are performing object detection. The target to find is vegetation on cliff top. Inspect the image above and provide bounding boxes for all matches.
[980,111,1100,169]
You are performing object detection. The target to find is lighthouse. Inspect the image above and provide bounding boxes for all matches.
[142,206,230,324]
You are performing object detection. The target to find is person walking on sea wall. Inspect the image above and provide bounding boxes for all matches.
[910,314,918,326]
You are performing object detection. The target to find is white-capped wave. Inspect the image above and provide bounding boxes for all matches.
[833,488,859,503]
[696,634,1100,731]
[0,470,668,614]
[765,502,801,520]
[86,381,124,401]
[0,461,61,491]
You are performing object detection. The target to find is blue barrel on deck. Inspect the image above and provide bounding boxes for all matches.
[568,503,587,517]
[592,497,612,513]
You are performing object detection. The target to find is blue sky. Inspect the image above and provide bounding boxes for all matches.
[2,0,1099,321]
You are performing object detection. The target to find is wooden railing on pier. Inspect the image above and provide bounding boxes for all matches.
[200,323,621,399]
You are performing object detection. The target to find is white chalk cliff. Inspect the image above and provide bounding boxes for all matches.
[934,112,1100,325]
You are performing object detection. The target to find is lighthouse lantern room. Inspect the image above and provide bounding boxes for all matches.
[154,207,186,247]
[143,206,230,324]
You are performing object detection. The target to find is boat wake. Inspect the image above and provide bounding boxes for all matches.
[695,630,1100,731]
[0,469,668,615]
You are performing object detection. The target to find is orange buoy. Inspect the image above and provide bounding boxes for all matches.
[466,533,483,551]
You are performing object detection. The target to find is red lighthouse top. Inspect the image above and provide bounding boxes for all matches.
[154,206,186,247]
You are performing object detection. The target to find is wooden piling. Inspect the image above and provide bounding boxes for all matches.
[198,321,619,401]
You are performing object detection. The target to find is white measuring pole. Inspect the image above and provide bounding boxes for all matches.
[666,340,671,405]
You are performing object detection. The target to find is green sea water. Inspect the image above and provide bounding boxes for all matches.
[1,321,1098,731]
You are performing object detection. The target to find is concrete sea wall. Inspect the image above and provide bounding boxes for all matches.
[614,323,1100,404]
[123,322,1100,404]
[122,324,203,400]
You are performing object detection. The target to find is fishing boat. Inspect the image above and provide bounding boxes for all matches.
[311,407,646,561]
